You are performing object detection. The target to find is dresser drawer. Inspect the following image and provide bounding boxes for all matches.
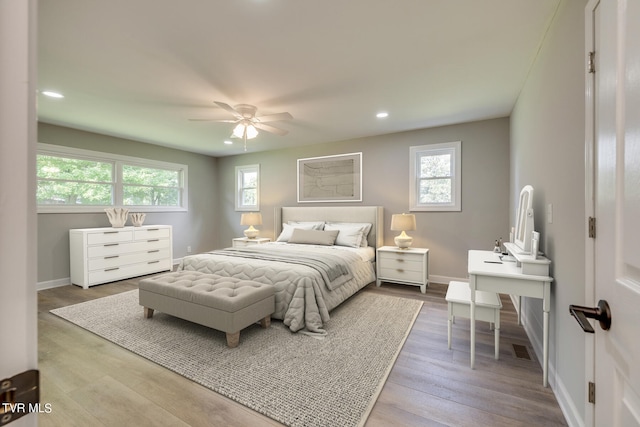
[88,260,171,285]
[134,227,171,241]
[88,248,171,270]
[88,239,170,257]
[87,230,134,245]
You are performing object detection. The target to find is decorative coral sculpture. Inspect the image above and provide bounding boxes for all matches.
[130,213,146,227]
[104,207,129,228]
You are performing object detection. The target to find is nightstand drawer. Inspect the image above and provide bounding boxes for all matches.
[379,267,424,283]
[378,257,423,271]
[378,250,424,263]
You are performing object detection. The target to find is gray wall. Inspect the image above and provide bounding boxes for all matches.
[216,118,510,282]
[37,123,219,284]
[510,0,587,424]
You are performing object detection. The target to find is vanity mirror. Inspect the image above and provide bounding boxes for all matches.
[513,185,535,254]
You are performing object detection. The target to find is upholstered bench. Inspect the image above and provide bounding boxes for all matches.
[139,271,275,348]
[446,280,502,363]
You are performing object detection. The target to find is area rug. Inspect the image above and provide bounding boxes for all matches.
[51,290,422,427]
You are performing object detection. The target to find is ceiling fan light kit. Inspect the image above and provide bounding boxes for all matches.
[189,101,292,151]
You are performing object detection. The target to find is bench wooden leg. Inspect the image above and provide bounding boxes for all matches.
[260,316,271,328]
[226,331,240,348]
[144,307,154,318]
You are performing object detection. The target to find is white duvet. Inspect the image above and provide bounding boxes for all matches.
[178,243,376,333]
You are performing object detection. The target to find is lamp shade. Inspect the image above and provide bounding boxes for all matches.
[232,122,259,140]
[240,212,262,226]
[390,213,416,231]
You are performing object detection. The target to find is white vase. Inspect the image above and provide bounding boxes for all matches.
[104,207,129,228]
[130,213,146,227]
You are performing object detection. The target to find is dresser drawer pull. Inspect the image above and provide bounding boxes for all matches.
[104,243,119,247]
[103,231,119,234]
[396,268,405,272]
[147,260,160,264]
[147,249,160,253]
[104,255,119,259]
[147,239,160,242]
[395,259,405,262]
[104,267,120,272]
[147,228,160,231]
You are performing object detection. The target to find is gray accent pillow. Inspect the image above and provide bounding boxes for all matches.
[288,228,339,246]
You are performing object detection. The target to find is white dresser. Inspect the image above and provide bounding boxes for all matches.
[70,225,173,289]
[376,246,429,293]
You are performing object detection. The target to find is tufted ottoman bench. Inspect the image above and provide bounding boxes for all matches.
[139,271,275,348]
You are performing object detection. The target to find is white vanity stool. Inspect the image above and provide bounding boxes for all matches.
[446,281,502,363]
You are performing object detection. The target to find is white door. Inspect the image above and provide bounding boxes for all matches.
[0,0,38,426]
[589,0,640,425]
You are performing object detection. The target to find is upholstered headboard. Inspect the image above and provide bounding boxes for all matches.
[275,206,384,249]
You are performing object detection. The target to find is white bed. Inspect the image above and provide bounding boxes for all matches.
[178,206,383,333]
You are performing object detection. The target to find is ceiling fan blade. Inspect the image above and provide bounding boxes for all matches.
[213,101,243,119]
[254,122,289,136]
[188,118,238,123]
[255,112,293,123]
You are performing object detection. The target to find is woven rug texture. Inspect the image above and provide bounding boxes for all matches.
[51,290,422,427]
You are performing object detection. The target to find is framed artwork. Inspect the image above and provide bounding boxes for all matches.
[297,152,362,203]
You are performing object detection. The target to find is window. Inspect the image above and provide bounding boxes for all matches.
[409,141,461,211]
[235,164,260,211]
[37,143,188,213]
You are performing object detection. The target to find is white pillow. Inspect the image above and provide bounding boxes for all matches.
[325,222,372,247]
[276,223,316,242]
[287,221,325,230]
[324,223,366,248]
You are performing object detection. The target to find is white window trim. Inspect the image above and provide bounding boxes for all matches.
[409,141,461,212]
[37,143,188,213]
[235,164,260,211]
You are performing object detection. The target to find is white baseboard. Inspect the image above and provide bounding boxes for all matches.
[429,274,468,285]
[518,298,584,427]
[37,277,71,291]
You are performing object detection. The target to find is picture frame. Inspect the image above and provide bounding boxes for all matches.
[297,152,362,203]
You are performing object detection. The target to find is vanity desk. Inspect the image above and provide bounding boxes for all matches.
[468,245,553,387]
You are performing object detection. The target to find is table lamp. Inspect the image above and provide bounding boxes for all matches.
[390,213,416,249]
[240,212,262,239]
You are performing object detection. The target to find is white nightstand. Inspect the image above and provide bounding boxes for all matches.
[232,237,271,248]
[376,246,429,293]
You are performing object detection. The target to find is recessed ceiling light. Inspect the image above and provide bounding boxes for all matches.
[224,140,233,145]
[376,112,389,118]
[42,91,64,98]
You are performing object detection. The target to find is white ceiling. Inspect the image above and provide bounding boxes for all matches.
[38,0,560,157]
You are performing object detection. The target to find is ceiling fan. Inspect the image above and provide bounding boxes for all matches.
[190,102,293,150]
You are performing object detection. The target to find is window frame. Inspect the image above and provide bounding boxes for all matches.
[37,143,188,213]
[235,164,260,211]
[409,141,461,212]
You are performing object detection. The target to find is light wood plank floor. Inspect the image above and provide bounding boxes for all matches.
[38,277,567,426]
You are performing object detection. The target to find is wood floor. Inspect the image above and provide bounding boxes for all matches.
[38,277,567,427]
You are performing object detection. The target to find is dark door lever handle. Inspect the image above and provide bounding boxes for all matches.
[569,300,612,333]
